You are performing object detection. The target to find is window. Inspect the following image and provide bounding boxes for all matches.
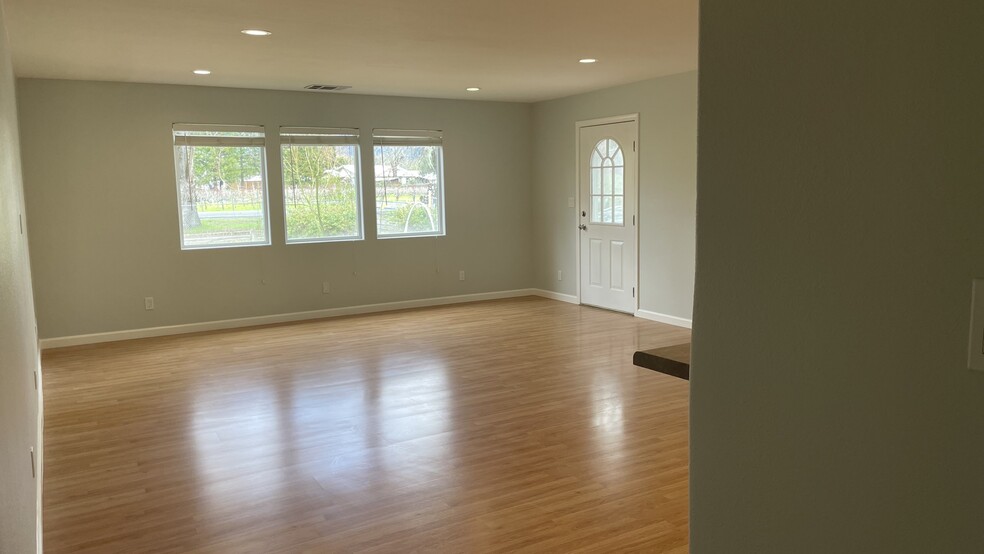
[281,127,363,243]
[172,124,270,249]
[372,129,445,237]
[589,138,624,225]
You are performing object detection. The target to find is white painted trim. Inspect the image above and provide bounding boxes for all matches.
[40,289,588,349]
[530,289,579,304]
[574,113,641,312]
[634,309,693,329]
[34,346,43,554]
[576,113,641,128]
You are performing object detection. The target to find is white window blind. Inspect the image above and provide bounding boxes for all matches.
[372,129,443,146]
[280,127,360,146]
[173,124,266,146]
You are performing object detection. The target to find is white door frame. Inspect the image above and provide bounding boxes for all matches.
[574,113,640,311]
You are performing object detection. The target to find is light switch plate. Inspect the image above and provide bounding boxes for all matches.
[968,279,984,371]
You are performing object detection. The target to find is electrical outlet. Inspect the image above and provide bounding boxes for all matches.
[459,270,465,281]
[144,297,154,310]
[322,281,330,294]
[557,270,563,281]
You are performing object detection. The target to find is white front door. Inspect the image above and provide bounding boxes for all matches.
[578,119,637,313]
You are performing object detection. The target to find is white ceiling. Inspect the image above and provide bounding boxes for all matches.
[3,0,698,103]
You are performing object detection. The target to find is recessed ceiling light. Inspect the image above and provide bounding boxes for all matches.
[466,87,481,92]
[241,29,272,36]
[579,58,598,64]
[192,69,212,75]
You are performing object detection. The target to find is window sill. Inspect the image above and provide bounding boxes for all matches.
[376,232,446,240]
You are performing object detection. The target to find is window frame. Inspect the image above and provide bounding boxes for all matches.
[172,123,272,251]
[588,137,625,227]
[372,129,447,239]
[280,126,365,244]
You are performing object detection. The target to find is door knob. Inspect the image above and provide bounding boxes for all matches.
[578,224,587,231]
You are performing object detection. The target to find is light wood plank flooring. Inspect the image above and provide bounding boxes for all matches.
[41,296,691,553]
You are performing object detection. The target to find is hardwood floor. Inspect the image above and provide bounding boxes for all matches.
[41,297,691,553]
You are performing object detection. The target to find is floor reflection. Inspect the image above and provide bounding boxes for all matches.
[190,371,288,515]
[591,368,627,468]
[187,350,456,522]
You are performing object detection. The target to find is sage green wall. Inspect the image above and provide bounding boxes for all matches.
[531,72,697,321]
[692,1,984,552]
[17,79,533,339]
[0,4,40,553]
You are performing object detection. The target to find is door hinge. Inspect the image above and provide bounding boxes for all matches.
[633,141,636,152]
[33,371,37,390]
[29,447,36,478]
[633,215,636,226]
[632,287,636,298]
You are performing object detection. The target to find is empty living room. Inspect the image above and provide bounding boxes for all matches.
[1,1,982,553]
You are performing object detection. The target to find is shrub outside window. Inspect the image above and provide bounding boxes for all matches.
[281,127,363,243]
[172,124,270,249]
[372,129,445,238]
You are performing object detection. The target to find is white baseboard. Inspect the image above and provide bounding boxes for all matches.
[40,288,589,349]
[530,289,579,304]
[635,309,693,329]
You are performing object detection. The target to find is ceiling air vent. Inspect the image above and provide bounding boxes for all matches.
[304,84,352,92]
